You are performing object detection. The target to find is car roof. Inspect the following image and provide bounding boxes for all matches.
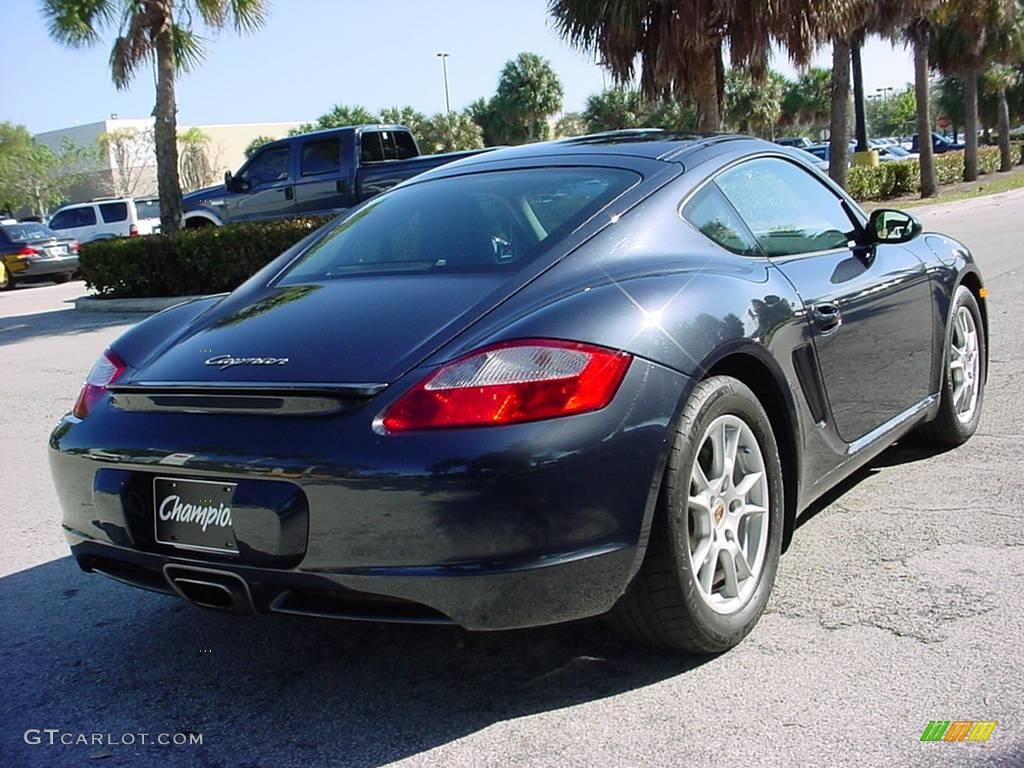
[465,130,758,164]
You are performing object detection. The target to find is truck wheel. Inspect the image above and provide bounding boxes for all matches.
[608,376,784,653]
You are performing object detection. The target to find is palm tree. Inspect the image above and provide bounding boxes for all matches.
[42,0,267,235]
[930,0,1019,181]
[826,1,936,189]
[984,64,1022,170]
[548,0,847,133]
[494,53,564,142]
[906,14,939,197]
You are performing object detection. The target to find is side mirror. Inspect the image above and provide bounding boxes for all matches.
[866,208,922,245]
[224,171,248,193]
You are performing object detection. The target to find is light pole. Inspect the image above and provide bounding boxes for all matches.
[437,53,451,115]
[876,86,895,103]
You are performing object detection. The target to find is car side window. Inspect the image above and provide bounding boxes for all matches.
[99,202,128,223]
[48,210,73,230]
[76,207,98,226]
[714,157,855,257]
[683,184,761,256]
[301,139,341,176]
[240,146,290,186]
[394,132,418,159]
[360,132,385,163]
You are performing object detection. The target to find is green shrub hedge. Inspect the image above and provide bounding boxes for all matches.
[80,217,331,298]
[848,144,1022,201]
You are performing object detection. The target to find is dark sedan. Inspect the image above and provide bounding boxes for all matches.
[0,222,79,290]
[49,132,987,652]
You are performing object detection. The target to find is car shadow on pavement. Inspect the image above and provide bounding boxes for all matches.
[0,308,140,349]
[0,556,704,768]
[794,438,956,534]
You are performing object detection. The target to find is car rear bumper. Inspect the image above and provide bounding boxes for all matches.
[49,359,692,630]
[13,255,78,277]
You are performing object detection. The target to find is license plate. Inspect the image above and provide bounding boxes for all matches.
[45,246,66,258]
[153,477,238,554]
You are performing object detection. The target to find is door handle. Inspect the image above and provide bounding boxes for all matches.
[811,303,842,333]
[283,186,294,200]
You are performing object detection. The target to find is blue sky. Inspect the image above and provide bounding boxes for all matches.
[1,0,914,133]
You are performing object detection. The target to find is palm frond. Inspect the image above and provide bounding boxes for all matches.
[41,0,120,47]
[110,35,145,89]
[227,0,267,33]
[171,24,207,73]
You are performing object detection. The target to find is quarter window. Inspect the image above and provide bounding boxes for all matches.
[683,184,760,256]
[715,157,856,257]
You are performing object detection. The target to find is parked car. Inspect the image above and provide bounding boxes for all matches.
[805,142,856,164]
[775,137,813,149]
[781,145,829,172]
[50,132,987,653]
[0,222,79,290]
[181,124,494,227]
[911,132,965,154]
[871,141,920,162]
[47,197,161,243]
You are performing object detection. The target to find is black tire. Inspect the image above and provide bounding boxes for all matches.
[916,285,986,447]
[52,273,71,284]
[608,376,785,653]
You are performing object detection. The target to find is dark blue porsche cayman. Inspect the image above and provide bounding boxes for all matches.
[49,132,987,652]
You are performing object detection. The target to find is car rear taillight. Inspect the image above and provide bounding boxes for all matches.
[129,224,139,237]
[72,350,126,418]
[380,339,632,433]
[70,241,80,253]
[15,246,39,257]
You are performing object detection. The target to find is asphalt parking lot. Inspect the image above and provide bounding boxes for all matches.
[1,189,1022,768]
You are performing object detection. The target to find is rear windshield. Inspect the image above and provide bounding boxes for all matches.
[135,199,161,220]
[1,223,58,242]
[279,168,639,282]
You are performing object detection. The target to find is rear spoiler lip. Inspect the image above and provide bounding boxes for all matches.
[109,381,388,399]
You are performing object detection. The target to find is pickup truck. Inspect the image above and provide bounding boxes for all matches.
[911,132,966,154]
[182,125,491,227]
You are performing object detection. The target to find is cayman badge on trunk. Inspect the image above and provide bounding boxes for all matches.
[205,354,289,370]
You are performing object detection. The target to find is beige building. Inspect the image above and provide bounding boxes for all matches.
[34,117,304,207]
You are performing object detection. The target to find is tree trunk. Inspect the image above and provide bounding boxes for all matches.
[963,68,979,182]
[997,86,1012,172]
[913,29,937,198]
[153,11,183,235]
[694,49,721,132]
[829,37,851,190]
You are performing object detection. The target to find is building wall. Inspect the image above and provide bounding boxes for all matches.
[32,118,305,209]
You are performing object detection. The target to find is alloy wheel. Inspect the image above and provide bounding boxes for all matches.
[687,414,770,614]
[949,305,980,424]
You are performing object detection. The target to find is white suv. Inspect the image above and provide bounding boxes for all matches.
[48,198,161,243]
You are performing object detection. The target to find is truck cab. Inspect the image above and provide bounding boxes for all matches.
[182,125,487,227]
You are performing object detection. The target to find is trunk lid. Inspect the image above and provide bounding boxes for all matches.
[128,273,510,386]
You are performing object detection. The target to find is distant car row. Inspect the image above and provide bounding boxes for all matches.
[775,131,968,169]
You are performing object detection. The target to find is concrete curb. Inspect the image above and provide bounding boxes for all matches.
[74,294,213,313]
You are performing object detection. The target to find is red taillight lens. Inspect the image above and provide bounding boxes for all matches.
[70,241,80,253]
[129,224,139,237]
[72,350,126,418]
[380,339,632,433]
[15,246,39,257]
